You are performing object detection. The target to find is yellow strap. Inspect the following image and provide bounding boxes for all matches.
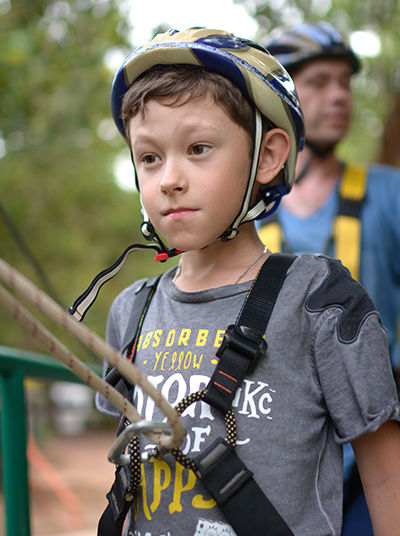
[259,221,282,253]
[338,162,367,200]
[258,163,367,279]
[333,163,368,281]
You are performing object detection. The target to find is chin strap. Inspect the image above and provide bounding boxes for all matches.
[68,233,181,322]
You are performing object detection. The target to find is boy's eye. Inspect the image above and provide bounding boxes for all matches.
[190,144,210,155]
[141,154,160,165]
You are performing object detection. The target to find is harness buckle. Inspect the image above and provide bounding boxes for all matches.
[217,324,267,373]
[195,437,253,506]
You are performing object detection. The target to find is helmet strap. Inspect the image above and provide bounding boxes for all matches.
[220,108,263,241]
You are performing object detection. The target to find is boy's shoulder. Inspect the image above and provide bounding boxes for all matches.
[290,253,377,342]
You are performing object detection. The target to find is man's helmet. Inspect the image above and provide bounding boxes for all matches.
[264,21,360,75]
[111,28,304,239]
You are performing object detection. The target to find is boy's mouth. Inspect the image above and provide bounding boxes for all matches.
[162,207,198,219]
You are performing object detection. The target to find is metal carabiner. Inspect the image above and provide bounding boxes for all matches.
[107,420,172,466]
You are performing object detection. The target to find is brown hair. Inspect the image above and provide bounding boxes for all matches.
[121,64,255,142]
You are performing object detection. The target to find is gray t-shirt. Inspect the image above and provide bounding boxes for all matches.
[97,254,400,536]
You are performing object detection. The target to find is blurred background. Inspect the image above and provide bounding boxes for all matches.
[1,0,400,534]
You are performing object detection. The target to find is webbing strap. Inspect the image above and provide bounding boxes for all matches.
[97,466,132,536]
[98,276,161,536]
[259,163,368,280]
[333,163,367,281]
[195,438,294,535]
[205,253,295,414]
[121,275,161,357]
[104,275,161,393]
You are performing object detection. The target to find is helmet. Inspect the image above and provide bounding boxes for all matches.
[264,21,360,75]
[69,28,305,320]
[111,28,304,239]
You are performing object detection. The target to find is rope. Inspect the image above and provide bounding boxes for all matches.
[0,257,185,451]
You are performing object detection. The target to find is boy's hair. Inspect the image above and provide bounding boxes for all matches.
[121,64,255,144]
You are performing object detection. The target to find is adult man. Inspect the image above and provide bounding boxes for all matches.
[258,21,400,535]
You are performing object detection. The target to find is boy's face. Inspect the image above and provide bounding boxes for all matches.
[293,58,353,150]
[129,95,252,252]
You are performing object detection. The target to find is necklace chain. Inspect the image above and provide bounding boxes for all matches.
[234,246,268,285]
[173,246,268,286]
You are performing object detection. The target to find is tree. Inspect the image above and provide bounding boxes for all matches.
[0,1,165,356]
[235,0,400,163]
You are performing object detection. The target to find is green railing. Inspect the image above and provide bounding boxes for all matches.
[0,345,101,536]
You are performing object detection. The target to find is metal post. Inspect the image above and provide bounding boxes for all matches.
[1,369,31,536]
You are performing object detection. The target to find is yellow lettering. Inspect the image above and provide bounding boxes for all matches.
[169,351,177,370]
[161,352,169,370]
[152,329,163,347]
[196,329,208,346]
[169,464,196,514]
[214,330,225,347]
[142,331,153,349]
[151,460,171,513]
[166,329,176,347]
[154,351,162,371]
[135,463,152,520]
[183,351,192,369]
[192,493,216,509]
[136,334,143,351]
[177,328,191,346]
[176,351,185,370]
[193,353,203,369]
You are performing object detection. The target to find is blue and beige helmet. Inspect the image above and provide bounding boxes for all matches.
[264,21,360,75]
[111,28,304,241]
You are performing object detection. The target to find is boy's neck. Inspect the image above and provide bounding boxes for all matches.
[172,224,269,292]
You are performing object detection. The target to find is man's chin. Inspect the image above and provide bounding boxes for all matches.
[305,138,338,157]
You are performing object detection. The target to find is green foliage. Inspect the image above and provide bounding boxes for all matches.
[235,0,400,163]
[0,0,166,357]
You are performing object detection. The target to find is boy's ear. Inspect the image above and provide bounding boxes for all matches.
[255,128,291,186]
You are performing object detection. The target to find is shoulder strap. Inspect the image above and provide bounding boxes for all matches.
[198,253,296,536]
[121,275,161,357]
[104,275,161,389]
[333,162,368,280]
[205,253,295,413]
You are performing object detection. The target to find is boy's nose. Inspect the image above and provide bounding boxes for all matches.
[159,160,187,194]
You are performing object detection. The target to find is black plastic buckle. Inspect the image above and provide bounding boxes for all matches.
[195,437,253,506]
[216,324,267,373]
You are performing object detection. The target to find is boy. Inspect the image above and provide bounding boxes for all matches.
[95,28,400,535]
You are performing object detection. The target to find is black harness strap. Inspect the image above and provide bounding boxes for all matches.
[196,438,293,536]
[103,275,161,395]
[97,466,131,536]
[98,276,161,536]
[205,253,295,413]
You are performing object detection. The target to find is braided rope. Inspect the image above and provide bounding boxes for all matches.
[0,257,185,450]
[171,390,237,472]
